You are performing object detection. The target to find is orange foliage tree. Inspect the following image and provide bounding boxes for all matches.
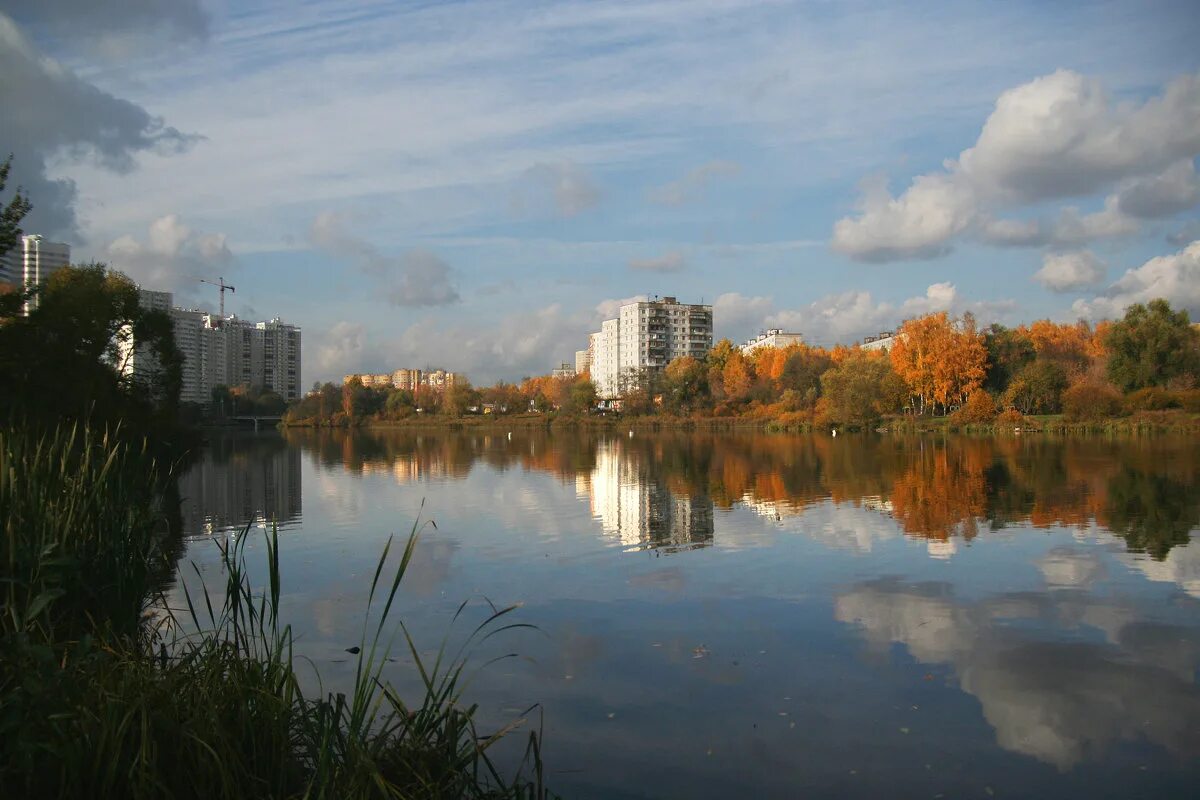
[889,312,987,415]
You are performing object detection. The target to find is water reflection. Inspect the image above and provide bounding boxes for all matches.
[281,429,1200,563]
[179,433,302,537]
[173,429,1200,798]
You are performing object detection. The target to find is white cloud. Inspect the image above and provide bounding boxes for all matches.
[831,172,975,261]
[1072,240,1200,319]
[309,211,459,307]
[628,250,686,273]
[316,321,366,374]
[594,294,647,321]
[1034,251,1106,292]
[833,70,1200,261]
[763,282,1004,346]
[648,160,740,206]
[712,292,773,341]
[104,213,233,298]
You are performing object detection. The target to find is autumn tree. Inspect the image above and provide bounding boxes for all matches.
[889,312,987,415]
[1104,299,1200,391]
[662,355,709,413]
[1002,361,1068,415]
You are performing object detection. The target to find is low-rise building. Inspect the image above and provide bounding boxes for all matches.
[860,331,897,352]
[551,362,575,379]
[740,329,803,355]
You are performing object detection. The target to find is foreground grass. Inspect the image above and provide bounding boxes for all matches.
[0,424,548,799]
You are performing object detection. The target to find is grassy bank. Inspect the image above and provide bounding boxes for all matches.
[0,424,547,799]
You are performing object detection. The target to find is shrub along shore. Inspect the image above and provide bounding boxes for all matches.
[0,424,547,799]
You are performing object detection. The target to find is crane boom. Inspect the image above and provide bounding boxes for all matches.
[198,277,236,317]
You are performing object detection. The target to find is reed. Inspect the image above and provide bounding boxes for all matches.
[0,423,549,799]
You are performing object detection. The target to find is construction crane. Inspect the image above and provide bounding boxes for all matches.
[199,277,236,317]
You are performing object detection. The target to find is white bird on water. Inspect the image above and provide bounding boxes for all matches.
[832,429,837,437]
[628,430,633,438]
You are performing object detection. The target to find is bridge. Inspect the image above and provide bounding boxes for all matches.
[230,415,283,431]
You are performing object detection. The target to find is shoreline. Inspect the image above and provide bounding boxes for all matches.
[278,408,1200,435]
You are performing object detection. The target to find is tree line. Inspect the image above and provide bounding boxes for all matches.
[291,299,1200,428]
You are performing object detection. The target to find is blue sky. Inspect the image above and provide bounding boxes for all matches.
[4,0,1200,384]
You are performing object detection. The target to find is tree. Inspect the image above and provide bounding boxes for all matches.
[890,312,987,415]
[566,377,598,414]
[778,345,832,406]
[820,352,902,427]
[0,263,182,429]
[662,356,708,413]
[1,155,32,256]
[443,379,478,417]
[1002,361,1067,415]
[983,324,1035,394]
[1104,299,1200,391]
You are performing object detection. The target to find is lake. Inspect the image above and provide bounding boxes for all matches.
[171,428,1200,798]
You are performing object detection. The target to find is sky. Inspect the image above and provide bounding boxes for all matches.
[3,0,1200,385]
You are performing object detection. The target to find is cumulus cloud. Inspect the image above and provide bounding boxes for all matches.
[104,214,233,299]
[833,70,1200,261]
[316,321,367,374]
[519,161,601,217]
[1115,159,1200,219]
[309,212,459,307]
[648,160,740,206]
[763,282,1011,346]
[628,250,686,273]
[1034,251,1106,292]
[712,292,773,341]
[1072,240,1200,320]
[0,13,198,239]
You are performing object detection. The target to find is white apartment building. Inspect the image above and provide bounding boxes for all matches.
[551,362,574,379]
[575,348,591,375]
[0,234,71,312]
[860,331,898,352]
[740,329,804,355]
[589,296,713,400]
[129,289,302,405]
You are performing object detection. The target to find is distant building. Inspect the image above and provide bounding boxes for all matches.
[575,348,591,375]
[0,234,70,313]
[588,296,713,400]
[740,329,803,355]
[343,368,462,391]
[552,362,575,379]
[128,289,302,405]
[860,331,898,352]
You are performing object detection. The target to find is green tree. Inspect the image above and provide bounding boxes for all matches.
[1,155,32,256]
[983,324,1036,394]
[820,352,901,427]
[0,263,182,428]
[778,346,831,405]
[662,356,708,413]
[1002,360,1067,415]
[566,377,598,414]
[443,380,477,417]
[1104,299,1200,391]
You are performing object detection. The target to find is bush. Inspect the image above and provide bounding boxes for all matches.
[1124,387,1179,412]
[1174,389,1200,413]
[996,409,1026,426]
[949,390,998,424]
[1062,381,1123,422]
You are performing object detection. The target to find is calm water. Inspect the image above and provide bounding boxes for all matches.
[172,429,1200,798]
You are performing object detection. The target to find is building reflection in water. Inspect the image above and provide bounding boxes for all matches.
[577,440,714,552]
[179,435,302,537]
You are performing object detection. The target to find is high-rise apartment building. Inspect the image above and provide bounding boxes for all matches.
[588,296,713,400]
[0,234,71,312]
[127,290,302,405]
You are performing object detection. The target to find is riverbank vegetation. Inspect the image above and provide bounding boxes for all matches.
[286,299,1200,433]
[0,424,547,798]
